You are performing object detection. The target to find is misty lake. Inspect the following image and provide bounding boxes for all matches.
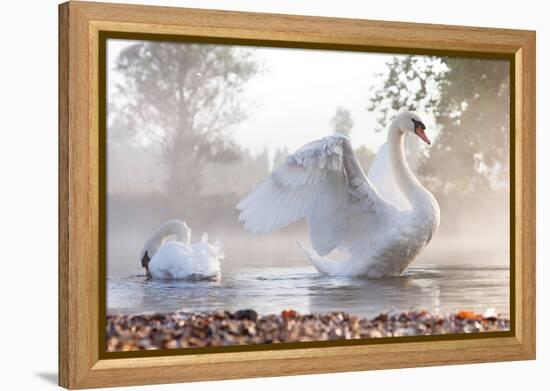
[107,264,510,318]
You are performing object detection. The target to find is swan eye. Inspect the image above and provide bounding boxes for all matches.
[411,118,425,130]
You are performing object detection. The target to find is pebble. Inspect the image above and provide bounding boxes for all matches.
[106,309,510,352]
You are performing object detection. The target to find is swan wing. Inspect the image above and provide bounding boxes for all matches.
[237,134,397,255]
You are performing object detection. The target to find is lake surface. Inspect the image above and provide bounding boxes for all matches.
[107,264,510,318]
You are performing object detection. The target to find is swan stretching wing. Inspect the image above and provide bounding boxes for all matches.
[237,112,440,278]
[237,134,398,257]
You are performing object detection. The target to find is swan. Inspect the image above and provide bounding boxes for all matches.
[236,112,440,278]
[139,219,223,280]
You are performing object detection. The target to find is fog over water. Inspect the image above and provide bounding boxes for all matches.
[106,39,510,316]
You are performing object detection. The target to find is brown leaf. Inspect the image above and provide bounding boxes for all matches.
[281,309,297,319]
[457,310,482,320]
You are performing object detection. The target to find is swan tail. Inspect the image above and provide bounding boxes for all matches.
[213,238,225,260]
[297,241,340,275]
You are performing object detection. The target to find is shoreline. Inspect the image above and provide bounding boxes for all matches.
[107,309,510,352]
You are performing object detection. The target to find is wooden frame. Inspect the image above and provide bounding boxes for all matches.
[59,1,536,389]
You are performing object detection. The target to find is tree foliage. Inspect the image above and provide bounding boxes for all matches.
[329,106,375,171]
[368,55,509,195]
[110,42,260,196]
[367,56,446,132]
[330,106,354,137]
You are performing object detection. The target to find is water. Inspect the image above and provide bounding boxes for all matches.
[107,264,510,318]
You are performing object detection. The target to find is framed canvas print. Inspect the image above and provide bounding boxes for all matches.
[58,1,536,389]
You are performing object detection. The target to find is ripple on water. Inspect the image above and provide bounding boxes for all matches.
[107,264,510,318]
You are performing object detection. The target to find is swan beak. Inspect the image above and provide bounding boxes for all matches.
[415,127,431,145]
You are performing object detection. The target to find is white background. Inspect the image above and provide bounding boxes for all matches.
[0,0,546,390]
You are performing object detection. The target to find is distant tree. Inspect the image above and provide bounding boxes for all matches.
[256,147,270,175]
[354,145,376,172]
[330,106,354,137]
[367,56,446,133]
[110,41,260,196]
[273,146,290,169]
[328,106,377,172]
[201,148,271,196]
[426,58,510,194]
[368,55,509,195]
[330,106,375,171]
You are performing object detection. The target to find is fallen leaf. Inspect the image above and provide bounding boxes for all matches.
[281,309,297,319]
[457,310,482,320]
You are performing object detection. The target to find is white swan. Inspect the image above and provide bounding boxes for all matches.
[140,220,223,280]
[237,112,440,278]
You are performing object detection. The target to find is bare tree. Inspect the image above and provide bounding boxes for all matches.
[330,106,354,137]
[110,41,260,196]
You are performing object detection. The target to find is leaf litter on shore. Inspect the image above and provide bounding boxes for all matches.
[106,308,510,352]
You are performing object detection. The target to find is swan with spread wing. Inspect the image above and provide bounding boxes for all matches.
[236,112,440,278]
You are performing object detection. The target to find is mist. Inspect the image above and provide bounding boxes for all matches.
[106,40,510,277]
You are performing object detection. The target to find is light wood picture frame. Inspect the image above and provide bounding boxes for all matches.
[59,1,536,389]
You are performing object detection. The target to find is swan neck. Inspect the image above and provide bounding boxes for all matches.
[144,220,190,256]
[387,124,426,206]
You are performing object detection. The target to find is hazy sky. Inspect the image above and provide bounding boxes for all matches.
[107,39,431,159]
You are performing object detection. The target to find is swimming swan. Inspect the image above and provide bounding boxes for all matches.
[140,220,223,280]
[237,112,440,278]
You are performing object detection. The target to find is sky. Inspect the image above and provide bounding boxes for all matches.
[107,39,423,160]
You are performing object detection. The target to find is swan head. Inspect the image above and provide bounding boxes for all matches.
[393,111,430,145]
[141,251,152,278]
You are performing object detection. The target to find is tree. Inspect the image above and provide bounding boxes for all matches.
[110,41,260,196]
[330,106,354,136]
[354,146,376,173]
[426,58,510,194]
[273,146,290,169]
[328,106,377,171]
[367,56,446,132]
[368,55,509,195]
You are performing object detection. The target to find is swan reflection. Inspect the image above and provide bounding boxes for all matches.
[108,265,508,318]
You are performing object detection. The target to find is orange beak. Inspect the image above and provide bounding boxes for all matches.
[415,126,431,145]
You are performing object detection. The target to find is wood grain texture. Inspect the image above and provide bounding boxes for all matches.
[58,3,70,387]
[71,1,530,54]
[516,33,536,354]
[58,1,536,388]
